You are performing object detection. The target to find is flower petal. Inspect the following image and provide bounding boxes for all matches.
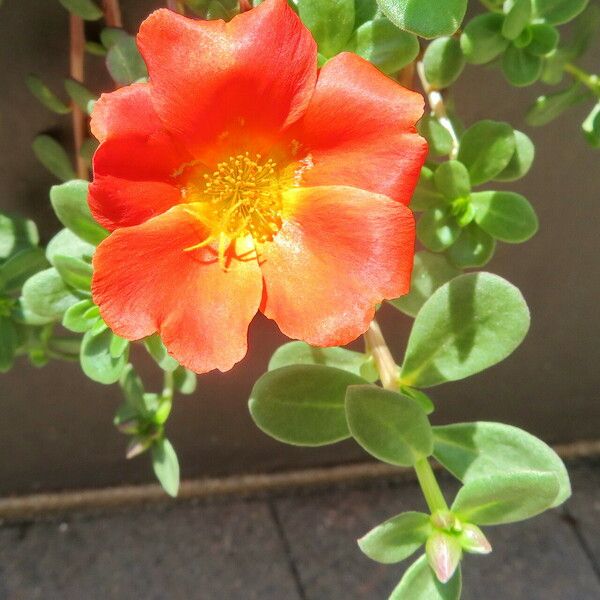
[92,206,263,373]
[297,52,427,205]
[260,186,415,346]
[137,0,317,155]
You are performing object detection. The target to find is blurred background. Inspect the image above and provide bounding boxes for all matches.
[0,0,598,497]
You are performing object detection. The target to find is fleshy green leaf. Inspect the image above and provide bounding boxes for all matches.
[358,512,431,564]
[502,46,542,86]
[144,334,179,372]
[532,0,589,25]
[59,0,103,20]
[26,75,71,114]
[471,191,538,243]
[461,13,509,64]
[269,341,377,382]
[0,213,39,260]
[53,255,92,290]
[527,23,559,55]
[46,229,95,267]
[502,0,532,41]
[390,251,461,318]
[152,438,180,497]
[50,180,107,246]
[345,385,433,466]
[249,365,367,446]
[446,224,496,268]
[80,327,129,384]
[423,37,465,89]
[434,160,471,200]
[32,135,76,182]
[106,33,148,85]
[377,0,468,39]
[452,472,560,525]
[21,268,81,320]
[64,79,96,114]
[298,0,355,57]
[390,555,462,600]
[526,83,587,126]
[433,421,571,507]
[0,248,49,293]
[355,0,378,26]
[457,120,516,185]
[418,116,454,157]
[411,167,445,211]
[417,208,461,252]
[400,272,530,388]
[62,299,99,333]
[495,130,535,181]
[173,366,197,395]
[348,18,419,74]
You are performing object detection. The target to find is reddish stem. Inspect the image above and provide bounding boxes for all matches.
[69,14,87,179]
[102,0,123,28]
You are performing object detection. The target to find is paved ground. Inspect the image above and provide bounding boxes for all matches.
[0,459,598,600]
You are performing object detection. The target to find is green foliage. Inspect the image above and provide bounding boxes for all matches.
[105,32,148,85]
[144,334,179,372]
[451,472,560,525]
[423,37,466,89]
[390,555,462,600]
[418,118,454,158]
[32,135,76,182]
[345,385,433,466]
[64,79,97,114]
[58,0,103,21]
[526,83,587,125]
[358,512,432,564]
[46,229,94,266]
[446,224,496,268]
[26,75,71,115]
[62,299,99,333]
[461,13,509,64]
[21,268,81,321]
[249,365,367,446]
[433,421,571,507]
[80,326,129,384]
[0,214,39,260]
[417,207,461,252]
[0,248,49,293]
[377,0,468,39]
[531,0,590,26]
[152,438,180,497]
[495,130,535,181]
[400,273,530,388]
[53,255,92,291]
[298,0,355,57]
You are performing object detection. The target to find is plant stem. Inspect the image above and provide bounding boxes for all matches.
[102,0,122,27]
[162,370,175,399]
[416,61,460,159]
[564,63,600,97]
[69,14,88,179]
[415,457,449,513]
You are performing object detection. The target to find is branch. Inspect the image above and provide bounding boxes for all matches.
[69,14,88,179]
[102,0,123,28]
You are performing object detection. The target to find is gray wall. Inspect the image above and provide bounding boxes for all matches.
[0,0,598,494]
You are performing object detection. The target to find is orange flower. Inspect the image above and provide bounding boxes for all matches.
[89,0,427,374]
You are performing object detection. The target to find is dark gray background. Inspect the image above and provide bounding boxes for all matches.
[0,0,598,495]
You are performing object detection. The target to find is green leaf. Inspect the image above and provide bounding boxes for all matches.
[434,161,470,200]
[32,135,76,182]
[106,34,148,85]
[457,120,516,185]
[0,248,49,293]
[583,103,600,148]
[79,138,99,168]
[109,333,129,359]
[417,207,461,252]
[345,385,433,466]
[400,272,530,388]
[358,512,431,564]
[0,213,39,260]
[355,0,378,26]
[461,13,509,64]
[532,0,589,25]
[119,364,146,413]
[418,117,454,157]
[298,0,354,57]
[144,334,179,372]
[495,130,535,181]
[527,23,559,55]
[64,79,96,114]
[46,229,95,268]
[0,316,18,372]
[502,0,532,41]
[26,75,71,114]
[50,180,108,245]
[348,18,419,74]
[59,0,103,20]
[80,327,128,384]
[423,37,465,89]
[152,438,180,497]
[502,45,542,86]
[53,255,92,290]
[390,555,462,600]
[173,366,197,395]
[62,299,99,333]
[249,365,366,446]
[85,41,107,56]
[269,341,377,382]
[526,83,587,126]
[446,224,496,268]
[377,0,468,39]
[21,268,81,320]
[433,421,571,507]
[471,191,538,243]
[390,251,461,318]
[411,167,445,211]
[452,472,560,525]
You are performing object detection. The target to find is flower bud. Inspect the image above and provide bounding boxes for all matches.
[426,531,462,583]
[460,523,492,555]
[430,509,456,531]
[126,436,153,459]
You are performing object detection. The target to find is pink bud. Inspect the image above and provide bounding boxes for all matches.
[460,524,492,555]
[426,531,462,583]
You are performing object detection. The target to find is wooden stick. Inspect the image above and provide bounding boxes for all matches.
[102,0,123,28]
[69,14,88,179]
